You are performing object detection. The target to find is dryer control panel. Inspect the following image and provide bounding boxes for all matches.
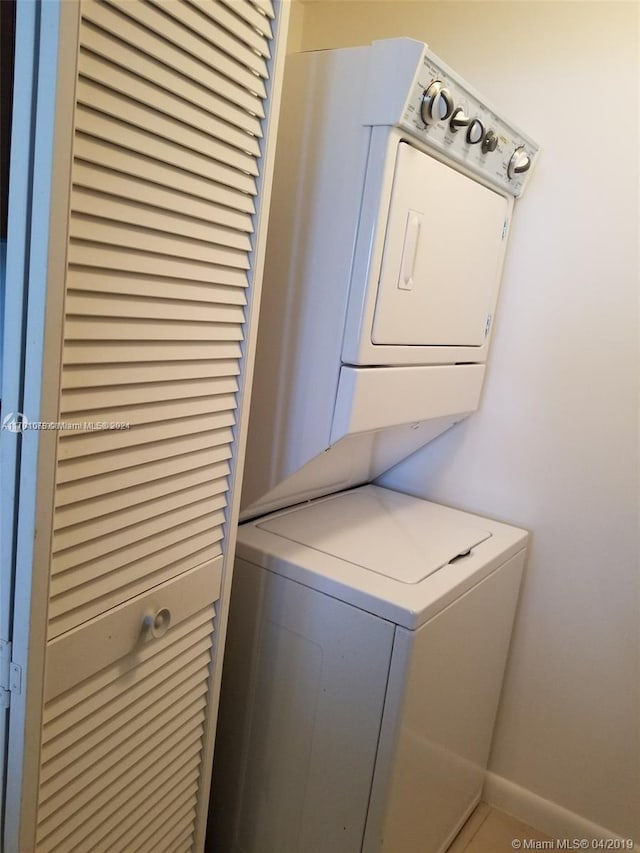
[365,39,539,197]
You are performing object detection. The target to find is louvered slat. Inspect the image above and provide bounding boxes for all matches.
[83,765,200,853]
[75,107,258,194]
[61,358,241,389]
[76,78,261,172]
[140,0,268,79]
[64,317,244,344]
[69,214,250,269]
[34,0,283,847]
[109,0,269,86]
[189,0,272,53]
[62,337,243,363]
[74,134,257,214]
[153,821,199,853]
[58,394,234,430]
[78,50,262,155]
[50,510,225,596]
[48,528,224,635]
[67,289,244,324]
[65,267,249,305]
[38,724,205,848]
[53,765,201,853]
[52,490,227,570]
[40,702,206,822]
[39,695,208,813]
[55,445,232,504]
[101,780,199,853]
[54,477,228,551]
[42,663,210,785]
[57,410,236,456]
[152,0,271,68]
[73,164,255,233]
[41,659,210,780]
[51,507,226,587]
[138,809,198,853]
[81,1,266,118]
[70,188,253,250]
[57,426,235,482]
[53,475,229,550]
[68,241,250,285]
[238,0,275,21]
[61,375,238,412]
[218,0,273,37]
[79,22,264,136]
[57,413,234,458]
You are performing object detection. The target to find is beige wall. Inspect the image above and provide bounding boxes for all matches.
[296,1,639,840]
[286,0,305,53]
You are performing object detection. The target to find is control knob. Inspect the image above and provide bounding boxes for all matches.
[508,146,532,179]
[449,107,471,132]
[421,81,454,124]
[482,130,498,153]
[467,119,484,145]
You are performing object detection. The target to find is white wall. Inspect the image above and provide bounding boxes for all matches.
[298,1,639,840]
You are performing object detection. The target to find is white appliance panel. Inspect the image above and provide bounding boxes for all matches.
[239,485,527,628]
[363,552,524,853]
[330,362,484,442]
[211,558,395,853]
[258,487,492,584]
[372,143,509,347]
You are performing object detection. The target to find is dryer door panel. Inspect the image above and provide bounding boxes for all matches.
[372,143,509,347]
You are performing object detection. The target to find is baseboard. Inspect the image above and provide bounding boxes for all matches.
[483,772,639,852]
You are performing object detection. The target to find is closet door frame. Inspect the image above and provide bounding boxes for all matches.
[2,2,291,850]
[3,2,78,847]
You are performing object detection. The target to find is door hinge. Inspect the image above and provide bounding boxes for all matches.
[0,639,22,709]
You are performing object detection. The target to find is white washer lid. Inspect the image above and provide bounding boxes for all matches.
[257,488,491,584]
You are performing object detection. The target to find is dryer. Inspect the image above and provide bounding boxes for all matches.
[211,486,528,853]
[241,38,538,519]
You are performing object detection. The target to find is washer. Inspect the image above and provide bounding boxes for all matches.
[211,486,527,853]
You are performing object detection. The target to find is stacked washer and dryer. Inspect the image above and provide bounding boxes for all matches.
[209,39,539,853]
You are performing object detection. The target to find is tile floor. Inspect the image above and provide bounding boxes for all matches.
[448,802,551,853]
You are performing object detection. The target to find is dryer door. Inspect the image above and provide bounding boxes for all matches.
[371,142,509,347]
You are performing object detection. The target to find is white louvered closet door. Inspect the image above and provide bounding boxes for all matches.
[5,1,289,851]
